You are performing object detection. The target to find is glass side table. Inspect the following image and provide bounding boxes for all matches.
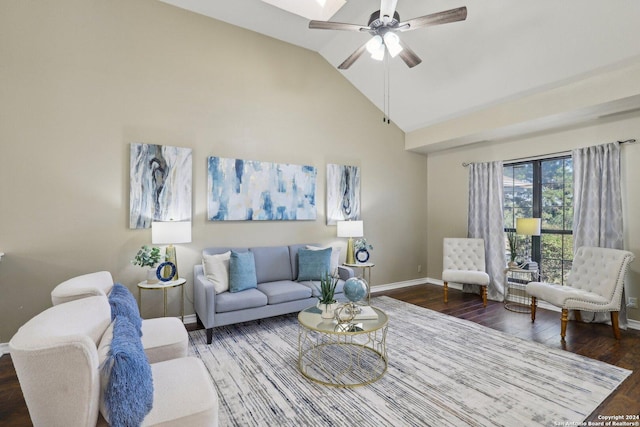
[504,267,539,313]
[137,278,186,322]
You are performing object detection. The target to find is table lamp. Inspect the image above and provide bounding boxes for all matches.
[152,220,192,280]
[516,217,541,265]
[337,220,363,265]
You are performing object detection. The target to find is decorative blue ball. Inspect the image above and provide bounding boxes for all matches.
[344,277,368,303]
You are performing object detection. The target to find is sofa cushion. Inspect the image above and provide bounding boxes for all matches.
[251,246,293,283]
[229,251,258,293]
[215,288,268,313]
[51,271,114,305]
[297,248,332,281]
[140,317,188,364]
[143,357,218,426]
[202,251,231,294]
[108,283,142,335]
[257,281,313,305]
[100,315,153,427]
[307,245,341,275]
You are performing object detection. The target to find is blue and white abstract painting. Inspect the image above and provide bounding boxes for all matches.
[130,143,192,229]
[207,157,317,221]
[326,164,361,225]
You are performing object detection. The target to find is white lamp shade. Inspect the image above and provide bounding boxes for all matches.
[152,221,192,244]
[516,218,541,236]
[337,220,363,238]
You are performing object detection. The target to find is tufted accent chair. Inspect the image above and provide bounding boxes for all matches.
[527,246,634,340]
[442,238,490,307]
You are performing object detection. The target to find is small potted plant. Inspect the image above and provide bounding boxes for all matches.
[317,272,339,319]
[506,232,519,268]
[354,238,373,263]
[131,245,162,284]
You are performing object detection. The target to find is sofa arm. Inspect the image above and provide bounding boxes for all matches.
[193,265,217,330]
[337,265,354,281]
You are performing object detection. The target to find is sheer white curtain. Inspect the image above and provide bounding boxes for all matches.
[467,161,506,301]
[573,141,627,327]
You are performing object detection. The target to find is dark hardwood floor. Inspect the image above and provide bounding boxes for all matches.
[2,283,639,425]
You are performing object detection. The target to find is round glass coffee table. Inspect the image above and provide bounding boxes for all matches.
[297,305,388,387]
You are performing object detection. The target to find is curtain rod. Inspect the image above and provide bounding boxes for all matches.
[461,138,636,167]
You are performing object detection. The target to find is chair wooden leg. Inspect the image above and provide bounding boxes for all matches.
[481,285,487,307]
[530,296,537,322]
[561,308,568,341]
[574,310,582,322]
[611,311,621,340]
[443,281,448,303]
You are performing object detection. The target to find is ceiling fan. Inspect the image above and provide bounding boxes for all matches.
[309,0,467,70]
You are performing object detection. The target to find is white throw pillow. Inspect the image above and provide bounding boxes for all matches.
[202,251,231,294]
[306,245,341,275]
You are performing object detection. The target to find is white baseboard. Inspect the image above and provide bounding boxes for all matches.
[2,280,638,352]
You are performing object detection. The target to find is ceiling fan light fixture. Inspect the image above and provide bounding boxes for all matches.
[365,35,383,54]
[370,44,385,61]
[383,32,403,57]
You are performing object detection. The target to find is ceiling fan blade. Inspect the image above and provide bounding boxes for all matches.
[380,0,399,24]
[398,40,422,68]
[309,20,369,32]
[337,42,369,70]
[399,6,467,31]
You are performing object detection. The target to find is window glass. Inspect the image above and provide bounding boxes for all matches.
[503,157,573,285]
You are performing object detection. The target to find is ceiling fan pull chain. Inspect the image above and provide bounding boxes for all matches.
[384,53,391,124]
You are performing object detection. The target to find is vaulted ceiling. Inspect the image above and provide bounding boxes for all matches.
[159,0,640,151]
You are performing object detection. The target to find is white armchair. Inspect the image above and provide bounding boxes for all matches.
[527,246,634,340]
[51,271,187,363]
[442,238,490,307]
[9,296,218,426]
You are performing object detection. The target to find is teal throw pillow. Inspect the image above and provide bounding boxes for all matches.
[297,247,332,281]
[229,251,258,292]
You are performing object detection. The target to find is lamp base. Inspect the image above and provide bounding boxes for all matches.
[164,245,179,280]
[345,238,355,265]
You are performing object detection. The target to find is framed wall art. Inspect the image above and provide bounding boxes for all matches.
[207,157,317,221]
[129,143,192,229]
[326,163,361,225]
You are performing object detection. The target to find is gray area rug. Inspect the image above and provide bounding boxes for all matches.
[188,296,631,426]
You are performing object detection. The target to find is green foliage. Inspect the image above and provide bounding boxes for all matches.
[318,272,338,304]
[506,232,518,262]
[131,245,162,268]
[354,238,373,251]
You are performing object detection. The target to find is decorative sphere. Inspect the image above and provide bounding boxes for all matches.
[344,277,368,302]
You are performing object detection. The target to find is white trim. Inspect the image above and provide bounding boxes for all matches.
[370,277,432,293]
[183,314,197,325]
[2,282,638,351]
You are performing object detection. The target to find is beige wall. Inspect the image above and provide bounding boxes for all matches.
[0,0,428,342]
[425,112,640,321]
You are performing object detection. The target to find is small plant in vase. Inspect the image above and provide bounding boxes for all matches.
[131,245,162,283]
[317,272,339,319]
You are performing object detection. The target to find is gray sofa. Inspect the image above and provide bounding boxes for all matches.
[194,244,354,344]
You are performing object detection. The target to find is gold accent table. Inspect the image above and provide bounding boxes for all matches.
[504,268,539,313]
[137,278,186,322]
[297,305,388,387]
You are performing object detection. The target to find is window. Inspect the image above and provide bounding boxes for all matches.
[503,157,573,285]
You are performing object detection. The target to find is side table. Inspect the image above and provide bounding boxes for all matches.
[504,268,539,313]
[343,262,375,305]
[137,278,186,322]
